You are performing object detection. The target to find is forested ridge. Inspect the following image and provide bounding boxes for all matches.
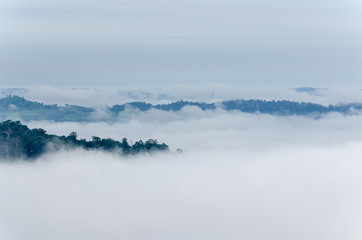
[0,120,169,160]
[1,95,362,122]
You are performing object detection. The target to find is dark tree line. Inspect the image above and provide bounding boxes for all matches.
[0,120,169,160]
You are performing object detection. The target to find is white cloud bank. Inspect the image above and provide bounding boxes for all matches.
[0,144,362,240]
[1,109,362,239]
[27,107,362,151]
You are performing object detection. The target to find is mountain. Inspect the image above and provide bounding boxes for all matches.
[0,120,169,160]
[0,96,93,121]
[0,95,361,122]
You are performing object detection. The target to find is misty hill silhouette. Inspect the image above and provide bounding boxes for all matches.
[0,95,361,122]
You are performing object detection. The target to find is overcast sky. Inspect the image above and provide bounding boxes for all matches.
[0,0,362,89]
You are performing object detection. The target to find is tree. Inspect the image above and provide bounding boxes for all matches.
[67,132,78,142]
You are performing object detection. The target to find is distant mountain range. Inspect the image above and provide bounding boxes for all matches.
[1,95,361,122]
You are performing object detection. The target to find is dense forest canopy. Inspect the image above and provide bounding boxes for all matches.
[1,95,362,122]
[0,120,169,160]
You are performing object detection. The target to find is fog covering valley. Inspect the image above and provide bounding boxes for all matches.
[1,100,362,239]
[1,0,362,238]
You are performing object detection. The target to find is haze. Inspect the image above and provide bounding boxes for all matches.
[2,111,362,239]
[1,0,362,239]
[1,0,362,88]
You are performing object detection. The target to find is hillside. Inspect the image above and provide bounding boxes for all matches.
[0,120,169,160]
[0,95,361,122]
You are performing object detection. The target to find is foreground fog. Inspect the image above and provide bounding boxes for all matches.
[2,110,362,239]
[1,147,362,240]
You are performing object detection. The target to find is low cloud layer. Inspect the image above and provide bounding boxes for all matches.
[1,144,362,240]
[27,108,362,151]
[1,110,362,239]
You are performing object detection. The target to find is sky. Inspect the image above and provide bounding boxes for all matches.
[0,0,362,89]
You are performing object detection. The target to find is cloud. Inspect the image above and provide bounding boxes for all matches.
[0,143,362,240]
[1,1,361,88]
[2,108,362,239]
[293,87,327,96]
[25,107,362,151]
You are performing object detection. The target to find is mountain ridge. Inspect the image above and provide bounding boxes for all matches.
[1,95,361,122]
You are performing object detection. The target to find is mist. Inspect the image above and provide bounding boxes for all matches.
[26,108,362,151]
[1,0,362,238]
[2,110,362,239]
[4,85,362,107]
[1,145,361,240]
[1,0,362,87]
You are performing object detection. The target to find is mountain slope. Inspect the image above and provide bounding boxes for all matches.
[1,95,361,122]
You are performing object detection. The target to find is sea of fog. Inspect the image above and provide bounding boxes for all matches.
[1,109,362,239]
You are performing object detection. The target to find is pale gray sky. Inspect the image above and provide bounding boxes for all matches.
[0,0,361,88]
